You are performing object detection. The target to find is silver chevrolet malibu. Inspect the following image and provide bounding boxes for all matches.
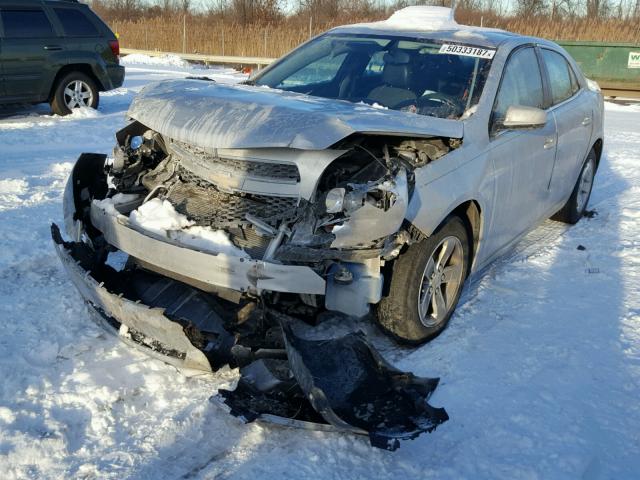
[54,7,604,373]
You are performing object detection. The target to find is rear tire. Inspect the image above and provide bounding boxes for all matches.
[50,72,99,116]
[376,216,470,344]
[552,149,597,224]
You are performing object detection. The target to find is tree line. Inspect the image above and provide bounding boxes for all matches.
[90,0,640,23]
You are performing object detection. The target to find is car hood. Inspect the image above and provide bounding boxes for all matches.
[127,79,463,150]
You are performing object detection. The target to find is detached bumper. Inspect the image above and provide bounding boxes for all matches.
[52,225,220,372]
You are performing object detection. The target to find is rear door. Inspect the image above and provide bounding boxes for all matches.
[50,5,103,62]
[0,6,63,102]
[485,46,558,253]
[539,48,593,205]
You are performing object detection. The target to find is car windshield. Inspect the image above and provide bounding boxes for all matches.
[253,33,494,120]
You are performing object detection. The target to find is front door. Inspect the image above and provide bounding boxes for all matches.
[485,46,558,255]
[0,7,63,102]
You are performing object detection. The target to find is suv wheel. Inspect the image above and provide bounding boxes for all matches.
[376,216,470,344]
[51,72,99,116]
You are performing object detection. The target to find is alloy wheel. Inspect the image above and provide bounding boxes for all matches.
[418,236,465,327]
[63,80,93,110]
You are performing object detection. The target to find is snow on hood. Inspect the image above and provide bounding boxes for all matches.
[127,79,463,151]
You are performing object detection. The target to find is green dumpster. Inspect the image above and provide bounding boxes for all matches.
[557,41,640,97]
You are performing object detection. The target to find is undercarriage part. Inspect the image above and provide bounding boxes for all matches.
[217,358,327,425]
[121,270,237,369]
[218,323,448,451]
[282,324,448,450]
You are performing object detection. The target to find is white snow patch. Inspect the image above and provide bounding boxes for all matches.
[129,198,194,233]
[0,407,16,424]
[93,197,124,217]
[121,53,190,68]
[0,179,28,195]
[128,198,249,257]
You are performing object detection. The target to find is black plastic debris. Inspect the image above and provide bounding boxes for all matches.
[218,357,327,426]
[282,324,448,450]
[218,323,448,451]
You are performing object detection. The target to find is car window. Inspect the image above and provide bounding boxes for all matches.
[1,9,54,38]
[492,47,544,127]
[54,8,100,37]
[255,33,494,120]
[568,62,580,95]
[542,49,575,105]
[279,52,348,88]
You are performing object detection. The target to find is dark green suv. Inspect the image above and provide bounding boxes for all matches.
[0,0,124,115]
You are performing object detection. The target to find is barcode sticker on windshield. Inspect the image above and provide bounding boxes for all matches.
[439,44,496,59]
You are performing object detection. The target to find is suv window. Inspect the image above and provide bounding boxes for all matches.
[492,47,544,128]
[542,49,576,105]
[1,9,54,38]
[54,8,99,37]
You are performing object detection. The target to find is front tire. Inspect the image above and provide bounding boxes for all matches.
[50,72,99,116]
[553,149,597,224]
[376,216,470,344]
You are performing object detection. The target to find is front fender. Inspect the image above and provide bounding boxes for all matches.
[405,151,493,272]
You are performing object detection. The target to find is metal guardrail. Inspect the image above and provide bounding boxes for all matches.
[120,48,276,68]
[121,45,640,98]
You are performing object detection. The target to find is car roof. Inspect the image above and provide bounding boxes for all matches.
[329,6,556,50]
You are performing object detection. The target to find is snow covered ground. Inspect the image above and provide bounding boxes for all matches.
[1,57,639,479]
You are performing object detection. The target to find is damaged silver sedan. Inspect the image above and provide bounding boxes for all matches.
[53,7,604,449]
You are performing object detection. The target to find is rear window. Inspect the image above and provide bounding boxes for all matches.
[1,9,54,38]
[54,8,100,37]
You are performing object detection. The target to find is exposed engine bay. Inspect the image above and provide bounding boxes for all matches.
[89,120,456,316]
[52,118,456,450]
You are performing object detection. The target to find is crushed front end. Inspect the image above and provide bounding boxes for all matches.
[53,116,454,449]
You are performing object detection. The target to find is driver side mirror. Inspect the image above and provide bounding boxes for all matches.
[502,105,548,130]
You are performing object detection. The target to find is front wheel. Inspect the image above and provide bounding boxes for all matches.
[50,72,99,116]
[376,216,470,344]
[552,149,597,224]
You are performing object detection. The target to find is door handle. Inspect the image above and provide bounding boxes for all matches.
[544,137,555,149]
[44,45,62,51]
[582,117,592,126]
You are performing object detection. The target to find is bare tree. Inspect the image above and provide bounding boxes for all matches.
[585,0,610,16]
[514,0,548,16]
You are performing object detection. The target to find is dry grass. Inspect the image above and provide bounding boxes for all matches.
[111,14,640,58]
